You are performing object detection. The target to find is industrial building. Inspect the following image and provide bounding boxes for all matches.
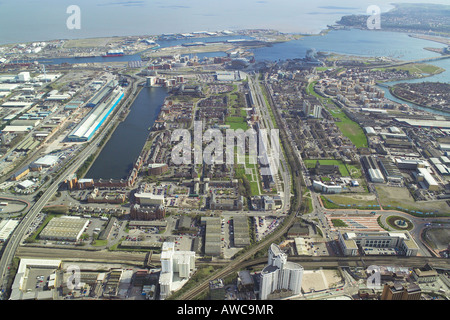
[232,216,250,248]
[67,86,124,142]
[361,156,384,183]
[39,216,89,242]
[10,166,30,181]
[215,71,243,82]
[394,118,450,130]
[378,158,403,183]
[395,158,428,170]
[259,243,303,300]
[10,259,62,300]
[0,219,19,242]
[312,180,342,194]
[201,217,221,257]
[338,231,419,257]
[86,80,117,108]
[17,180,35,190]
[32,155,59,169]
[415,167,440,191]
[364,127,376,136]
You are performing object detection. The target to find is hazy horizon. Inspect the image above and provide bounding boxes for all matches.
[1,0,449,44]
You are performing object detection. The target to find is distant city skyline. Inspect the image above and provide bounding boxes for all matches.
[1,0,450,44]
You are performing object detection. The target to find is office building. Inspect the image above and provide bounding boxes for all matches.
[411,264,439,283]
[338,231,419,256]
[381,282,421,300]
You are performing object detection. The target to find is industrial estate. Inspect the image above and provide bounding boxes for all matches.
[0,2,449,305]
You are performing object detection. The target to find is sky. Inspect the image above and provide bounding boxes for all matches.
[0,0,449,44]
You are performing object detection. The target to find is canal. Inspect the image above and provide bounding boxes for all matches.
[85,86,168,180]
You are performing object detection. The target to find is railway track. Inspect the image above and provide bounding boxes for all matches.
[177,73,304,300]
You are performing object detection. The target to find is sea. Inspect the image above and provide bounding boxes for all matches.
[2,0,450,44]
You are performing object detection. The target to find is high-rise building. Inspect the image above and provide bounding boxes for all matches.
[159,242,195,300]
[303,100,311,116]
[259,243,303,300]
[313,105,322,118]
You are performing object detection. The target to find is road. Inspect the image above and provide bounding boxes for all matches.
[14,246,450,269]
[0,75,144,295]
[177,72,303,300]
[303,187,450,258]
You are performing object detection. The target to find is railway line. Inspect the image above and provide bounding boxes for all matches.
[0,75,142,295]
[177,73,304,300]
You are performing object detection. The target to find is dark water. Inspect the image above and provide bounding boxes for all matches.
[85,86,168,180]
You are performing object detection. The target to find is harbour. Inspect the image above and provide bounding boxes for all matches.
[85,86,168,180]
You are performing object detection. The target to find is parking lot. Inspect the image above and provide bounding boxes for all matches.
[24,268,56,293]
[254,216,282,242]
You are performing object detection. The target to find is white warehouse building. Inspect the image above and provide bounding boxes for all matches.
[0,220,19,242]
[67,87,124,142]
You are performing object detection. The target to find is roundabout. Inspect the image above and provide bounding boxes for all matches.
[386,215,414,231]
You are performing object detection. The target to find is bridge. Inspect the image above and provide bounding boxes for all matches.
[377,82,392,88]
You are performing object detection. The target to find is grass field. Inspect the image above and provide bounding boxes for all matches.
[63,37,118,48]
[346,163,363,178]
[376,185,450,216]
[327,107,368,148]
[226,116,249,130]
[372,63,445,76]
[322,193,379,209]
[307,82,368,148]
[315,67,332,71]
[304,159,350,177]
